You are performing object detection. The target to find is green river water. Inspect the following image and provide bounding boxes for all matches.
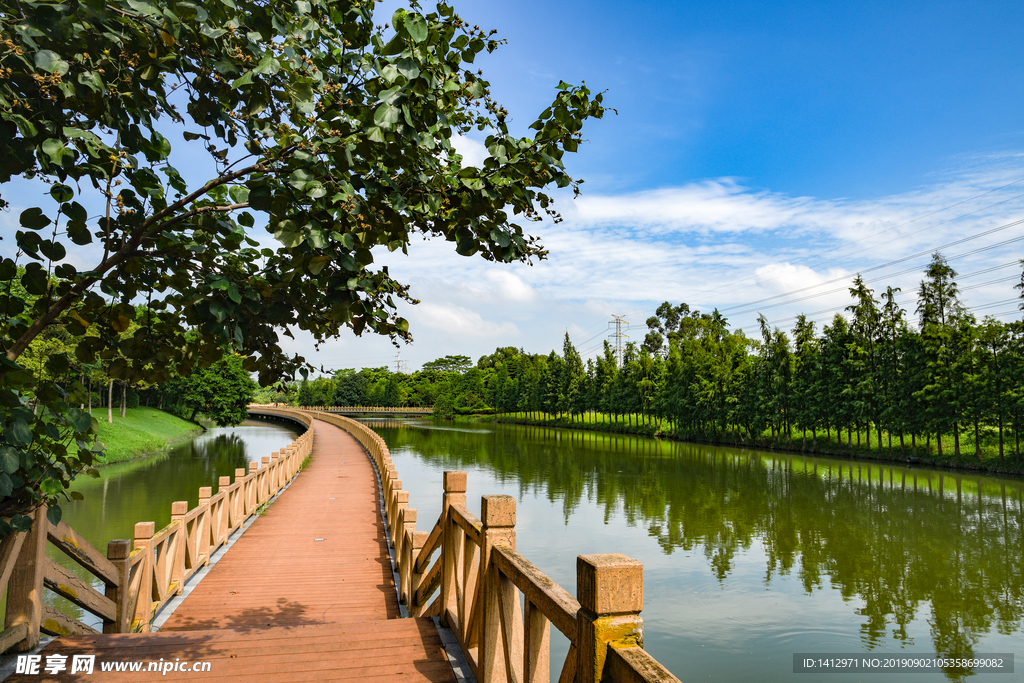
[369,418,1024,683]
[38,420,298,632]
[33,416,1024,683]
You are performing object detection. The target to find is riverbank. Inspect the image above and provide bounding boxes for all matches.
[482,412,1024,477]
[92,407,204,465]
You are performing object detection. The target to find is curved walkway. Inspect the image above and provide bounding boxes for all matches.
[6,419,455,682]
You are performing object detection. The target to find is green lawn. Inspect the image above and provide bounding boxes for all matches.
[91,408,203,465]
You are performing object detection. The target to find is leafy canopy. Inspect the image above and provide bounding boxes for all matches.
[0,0,606,528]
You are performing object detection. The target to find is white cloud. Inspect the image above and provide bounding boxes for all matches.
[414,302,519,338]
[451,135,489,168]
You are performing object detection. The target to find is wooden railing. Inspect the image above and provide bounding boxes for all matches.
[249,404,433,413]
[310,410,681,683]
[0,408,314,653]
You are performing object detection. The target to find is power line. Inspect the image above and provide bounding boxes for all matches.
[719,217,1024,313]
[727,261,1023,318]
[692,177,1024,304]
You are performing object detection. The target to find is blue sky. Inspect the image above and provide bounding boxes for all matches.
[319,0,1024,371]
[5,0,1024,373]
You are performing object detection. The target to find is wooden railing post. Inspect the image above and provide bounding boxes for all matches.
[5,508,48,651]
[575,554,643,683]
[260,456,271,502]
[197,487,212,563]
[247,462,258,514]
[388,479,403,536]
[440,471,467,629]
[170,502,188,596]
[396,506,415,571]
[479,495,517,683]
[403,530,427,608]
[105,539,131,634]
[133,522,156,633]
[392,491,409,554]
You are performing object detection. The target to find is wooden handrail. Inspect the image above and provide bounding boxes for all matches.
[0,407,314,651]
[310,409,681,683]
[492,545,579,640]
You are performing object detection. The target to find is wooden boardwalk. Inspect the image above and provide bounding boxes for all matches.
[5,419,456,682]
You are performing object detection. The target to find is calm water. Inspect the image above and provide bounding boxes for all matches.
[43,420,297,628]
[369,418,1024,683]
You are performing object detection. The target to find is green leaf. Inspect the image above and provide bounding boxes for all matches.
[381,33,406,55]
[45,503,62,525]
[0,473,12,499]
[229,186,250,204]
[49,184,73,203]
[209,300,229,322]
[34,50,69,75]
[0,447,19,474]
[6,421,32,447]
[402,13,428,43]
[232,70,254,88]
[20,207,51,230]
[77,71,103,93]
[66,408,92,433]
[374,104,401,128]
[42,139,67,163]
[254,56,281,76]
[249,185,272,211]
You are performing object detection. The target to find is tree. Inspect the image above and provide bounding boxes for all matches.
[422,355,472,374]
[916,253,966,456]
[0,0,607,526]
[166,355,256,425]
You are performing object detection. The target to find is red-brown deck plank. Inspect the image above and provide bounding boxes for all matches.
[5,620,453,681]
[160,418,399,630]
[7,418,455,682]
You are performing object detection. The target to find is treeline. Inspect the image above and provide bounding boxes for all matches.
[18,296,257,426]
[258,355,487,411]
[290,253,1024,465]
[484,253,1024,462]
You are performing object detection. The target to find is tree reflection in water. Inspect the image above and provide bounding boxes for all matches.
[372,419,1024,679]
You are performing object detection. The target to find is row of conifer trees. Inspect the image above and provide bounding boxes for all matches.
[483,254,1024,460]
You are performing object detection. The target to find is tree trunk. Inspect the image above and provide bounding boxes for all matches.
[953,423,960,457]
[974,418,981,460]
[121,382,127,419]
[107,380,114,424]
[998,413,1004,461]
[936,432,942,458]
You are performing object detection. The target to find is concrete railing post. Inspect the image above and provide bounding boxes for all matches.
[5,508,47,651]
[170,501,188,595]
[133,522,156,633]
[479,495,517,683]
[105,539,131,633]
[440,471,467,629]
[575,554,644,683]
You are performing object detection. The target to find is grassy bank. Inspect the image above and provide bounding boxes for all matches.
[485,412,1024,477]
[91,408,203,465]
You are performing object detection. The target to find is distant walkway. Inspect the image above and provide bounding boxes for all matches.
[6,420,455,682]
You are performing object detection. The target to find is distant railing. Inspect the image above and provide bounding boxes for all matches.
[0,408,314,653]
[250,404,432,414]
[310,409,681,683]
